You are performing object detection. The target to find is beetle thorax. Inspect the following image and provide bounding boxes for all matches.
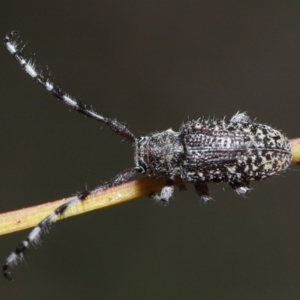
[134,129,184,177]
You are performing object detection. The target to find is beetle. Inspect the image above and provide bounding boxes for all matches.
[2,31,292,281]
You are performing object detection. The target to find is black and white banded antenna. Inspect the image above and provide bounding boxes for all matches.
[3,31,140,281]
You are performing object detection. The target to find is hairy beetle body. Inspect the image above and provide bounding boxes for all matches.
[136,112,291,200]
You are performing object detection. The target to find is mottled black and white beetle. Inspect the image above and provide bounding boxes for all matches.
[3,31,292,281]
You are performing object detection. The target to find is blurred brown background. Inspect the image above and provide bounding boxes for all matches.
[0,1,300,299]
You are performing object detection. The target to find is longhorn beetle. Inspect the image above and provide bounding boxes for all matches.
[3,31,292,281]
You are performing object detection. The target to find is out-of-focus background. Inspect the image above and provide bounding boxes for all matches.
[0,1,300,299]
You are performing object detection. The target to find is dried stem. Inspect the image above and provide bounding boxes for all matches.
[0,177,169,236]
[290,138,300,164]
[0,138,299,236]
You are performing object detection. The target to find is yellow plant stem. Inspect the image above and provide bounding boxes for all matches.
[290,138,300,164]
[0,177,169,236]
[0,138,299,237]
